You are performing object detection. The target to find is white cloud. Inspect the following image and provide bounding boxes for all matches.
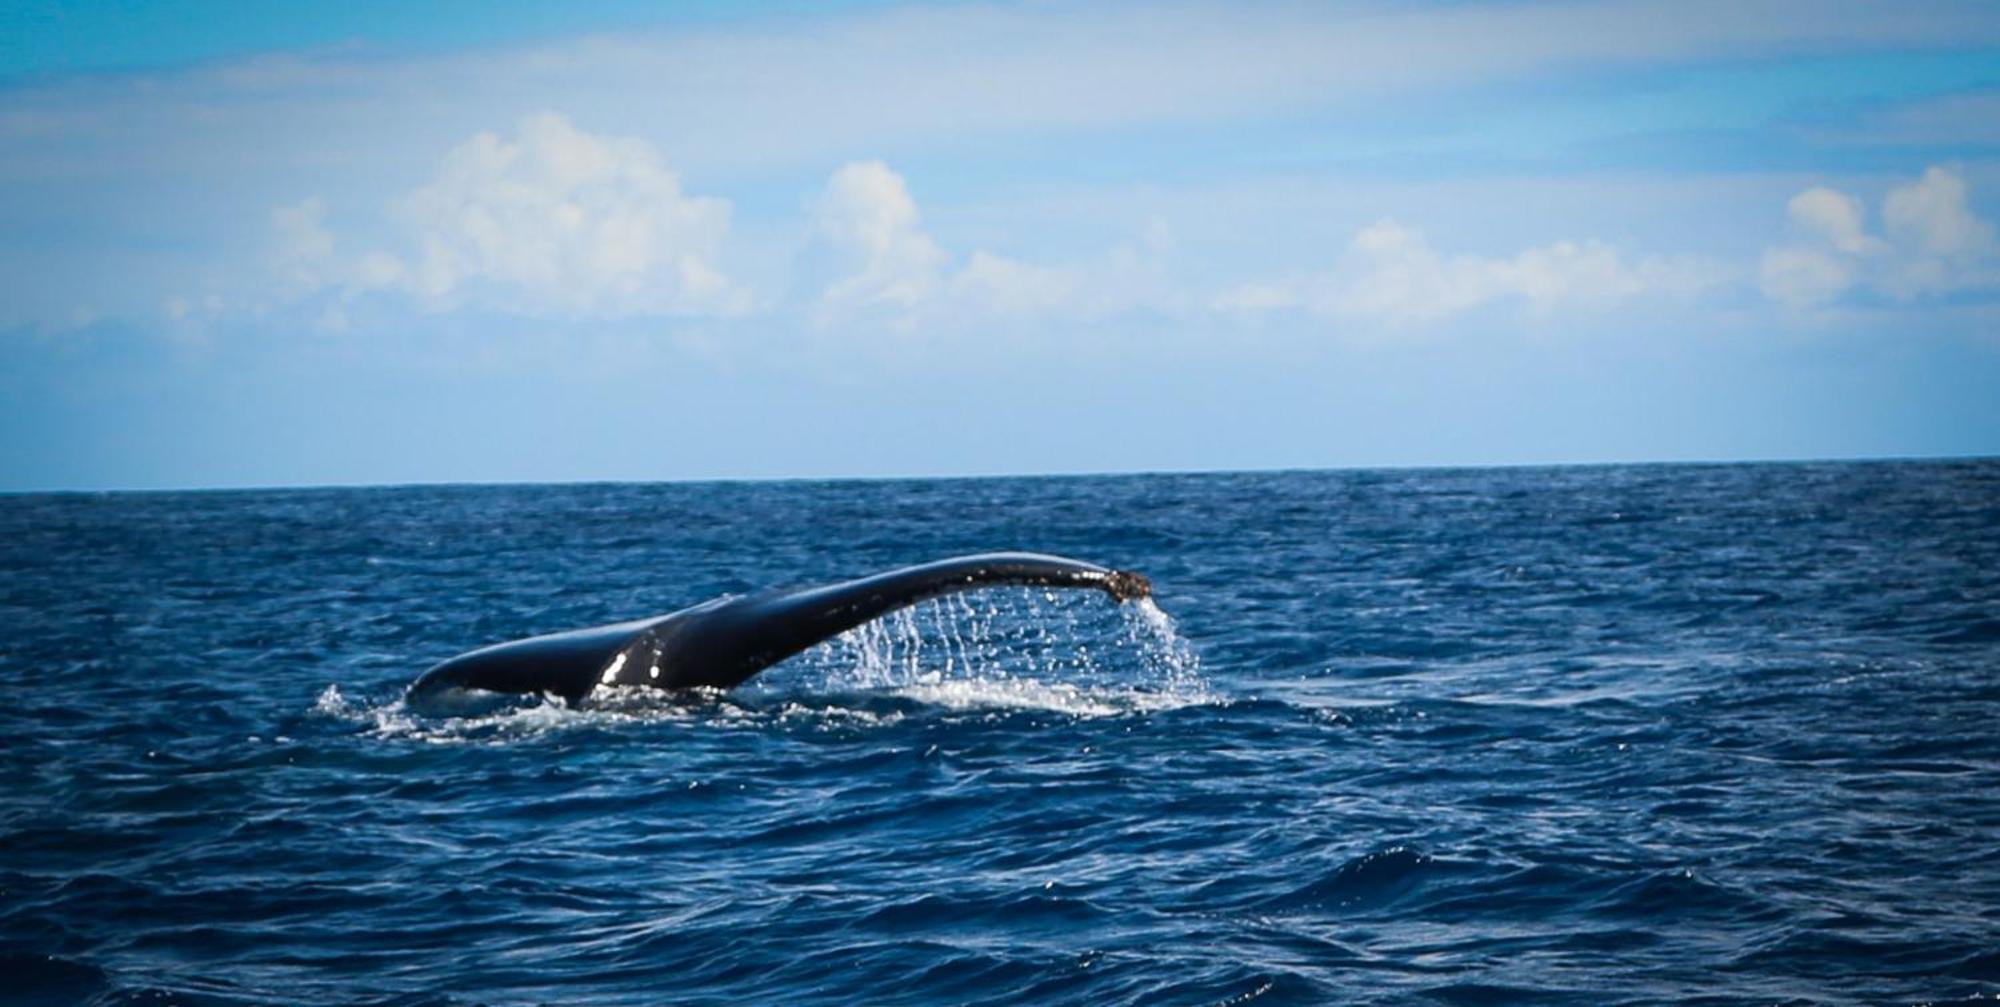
[951,219,1179,321]
[1209,281,1300,314]
[1760,165,1996,308]
[1335,221,1498,323]
[1759,245,1856,309]
[812,160,947,320]
[270,196,336,294]
[1785,187,1880,256]
[1217,220,1722,327]
[6,2,1993,339]
[1884,166,1993,260]
[283,113,747,319]
[807,161,1177,330]
[950,252,1080,318]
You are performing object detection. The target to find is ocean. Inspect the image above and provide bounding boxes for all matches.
[2,460,1996,1005]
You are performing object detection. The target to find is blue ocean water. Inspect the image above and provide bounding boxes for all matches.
[2,461,1996,1006]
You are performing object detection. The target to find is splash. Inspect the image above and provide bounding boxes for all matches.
[312,681,731,744]
[890,675,1195,717]
[1123,596,1205,693]
[761,587,1212,712]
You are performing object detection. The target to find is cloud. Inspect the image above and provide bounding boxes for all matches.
[1884,167,1993,259]
[270,196,336,294]
[1758,245,1857,310]
[807,161,1176,330]
[812,160,947,320]
[5,2,1993,339]
[1760,165,1996,308]
[949,252,1080,319]
[283,113,747,319]
[1786,187,1880,256]
[1216,220,1722,327]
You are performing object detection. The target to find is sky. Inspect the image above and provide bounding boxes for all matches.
[1,1,1997,491]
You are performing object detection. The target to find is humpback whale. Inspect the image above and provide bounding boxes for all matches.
[406,552,1152,709]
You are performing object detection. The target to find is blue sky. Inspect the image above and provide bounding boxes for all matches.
[2,0,1997,491]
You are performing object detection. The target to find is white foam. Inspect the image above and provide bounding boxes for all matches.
[890,675,1205,717]
[311,683,717,744]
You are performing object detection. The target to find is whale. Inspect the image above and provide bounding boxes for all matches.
[406,552,1151,710]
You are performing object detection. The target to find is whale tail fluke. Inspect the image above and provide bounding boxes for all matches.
[407,552,1155,706]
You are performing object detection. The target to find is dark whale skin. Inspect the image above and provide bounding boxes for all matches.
[406,552,1151,708]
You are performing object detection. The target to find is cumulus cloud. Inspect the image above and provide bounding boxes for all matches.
[949,251,1080,318]
[270,196,337,294]
[812,161,948,319]
[254,138,1992,344]
[277,113,747,319]
[1216,220,1720,327]
[1786,187,1880,256]
[1760,165,1996,309]
[1758,245,1856,310]
[1884,170,1976,256]
[807,161,1176,330]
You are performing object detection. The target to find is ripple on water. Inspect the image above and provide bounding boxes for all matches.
[3,462,1997,1006]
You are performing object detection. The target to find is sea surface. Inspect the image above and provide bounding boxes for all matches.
[2,461,1996,1006]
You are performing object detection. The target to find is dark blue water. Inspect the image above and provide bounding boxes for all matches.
[3,461,1997,1006]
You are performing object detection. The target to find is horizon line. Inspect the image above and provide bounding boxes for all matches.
[5,450,1993,499]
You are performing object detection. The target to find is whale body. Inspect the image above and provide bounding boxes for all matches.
[406,552,1151,709]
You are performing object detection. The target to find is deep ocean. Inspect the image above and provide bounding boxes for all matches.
[3,460,1996,1005]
